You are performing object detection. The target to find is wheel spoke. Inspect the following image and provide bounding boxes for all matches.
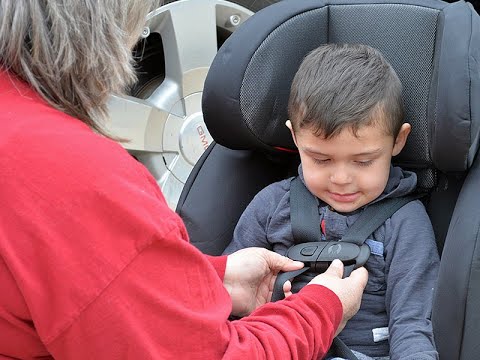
[146,1,219,113]
[106,95,168,152]
[158,167,185,210]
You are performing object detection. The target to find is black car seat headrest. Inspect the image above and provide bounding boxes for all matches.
[202,0,480,190]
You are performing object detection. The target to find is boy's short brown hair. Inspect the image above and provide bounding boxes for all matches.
[288,43,404,138]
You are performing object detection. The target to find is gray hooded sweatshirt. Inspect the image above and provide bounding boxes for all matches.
[224,165,439,360]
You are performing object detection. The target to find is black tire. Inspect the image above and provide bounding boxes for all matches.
[224,0,282,12]
[470,0,479,12]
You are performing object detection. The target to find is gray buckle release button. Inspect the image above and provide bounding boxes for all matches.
[300,246,318,256]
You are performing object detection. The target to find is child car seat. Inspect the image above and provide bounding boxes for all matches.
[175,0,480,358]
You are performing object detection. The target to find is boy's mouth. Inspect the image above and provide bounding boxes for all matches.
[327,191,360,203]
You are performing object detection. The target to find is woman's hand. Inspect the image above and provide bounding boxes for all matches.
[224,248,304,317]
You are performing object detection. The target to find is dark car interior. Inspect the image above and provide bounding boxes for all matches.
[176,0,480,358]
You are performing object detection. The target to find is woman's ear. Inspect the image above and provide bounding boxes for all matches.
[285,120,298,147]
[392,123,411,156]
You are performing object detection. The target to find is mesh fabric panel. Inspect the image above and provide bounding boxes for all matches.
[240,8,329,149]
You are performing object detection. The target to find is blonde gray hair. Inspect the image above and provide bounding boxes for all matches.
[0,0,160,136]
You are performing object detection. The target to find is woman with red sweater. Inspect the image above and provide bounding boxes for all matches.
[0,1,367,359]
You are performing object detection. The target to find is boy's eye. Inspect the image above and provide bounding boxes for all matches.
[313,158,330,164]
[355,160,373,167]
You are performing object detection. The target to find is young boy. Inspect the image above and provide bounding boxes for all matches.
[223,44,439,360]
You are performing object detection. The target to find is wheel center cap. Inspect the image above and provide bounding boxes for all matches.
[179,111,213,166]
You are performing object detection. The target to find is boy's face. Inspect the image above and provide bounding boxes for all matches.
[288,121,410,213]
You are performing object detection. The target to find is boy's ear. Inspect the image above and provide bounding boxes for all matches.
[392,123,411,156]
[285,120,298,147]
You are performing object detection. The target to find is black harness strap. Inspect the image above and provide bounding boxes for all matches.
[340,194,423,245]
[290,176,321,244]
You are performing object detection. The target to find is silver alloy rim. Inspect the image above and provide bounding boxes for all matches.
[107,0,253,209]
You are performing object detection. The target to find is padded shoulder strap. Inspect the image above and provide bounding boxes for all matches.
[290,176,321,244]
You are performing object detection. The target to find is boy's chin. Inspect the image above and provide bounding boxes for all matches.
[327,202,363,214]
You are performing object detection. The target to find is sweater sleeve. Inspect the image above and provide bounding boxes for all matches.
[384,200,440,360]
[47,223,342,360]
[205,254,228,279]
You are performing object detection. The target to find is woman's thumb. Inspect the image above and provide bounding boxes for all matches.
[324,259,344,278]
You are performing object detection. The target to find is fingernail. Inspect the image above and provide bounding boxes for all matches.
[332,259,342,267]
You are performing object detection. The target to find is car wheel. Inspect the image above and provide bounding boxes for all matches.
[107,0,280,210]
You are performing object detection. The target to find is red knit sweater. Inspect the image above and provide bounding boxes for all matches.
[0,71,342,359]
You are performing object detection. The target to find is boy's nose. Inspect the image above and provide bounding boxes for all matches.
[329,167,352,185]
